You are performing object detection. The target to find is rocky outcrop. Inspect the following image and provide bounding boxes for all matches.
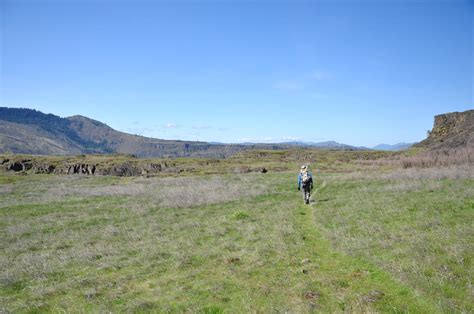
[108,163,141,176]
[63,164,96,175]
[415,109,473,150]
[32,164,56,174]
[1,158,174,177]
[6,160,32,172]
[54,163,143,176]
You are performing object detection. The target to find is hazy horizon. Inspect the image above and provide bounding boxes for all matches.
[1,0,472,147]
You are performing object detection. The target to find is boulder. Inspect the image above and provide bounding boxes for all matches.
[8,162,23,172]
[110,163,142,176]
[33,164,55,174]
[86,165,96,175]
[145,163,162,172]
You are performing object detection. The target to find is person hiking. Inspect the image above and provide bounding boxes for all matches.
[298,165,313,204]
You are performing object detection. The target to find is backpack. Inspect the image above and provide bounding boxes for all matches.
[302,172,311,186]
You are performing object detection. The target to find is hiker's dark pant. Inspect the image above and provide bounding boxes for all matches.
[302,185,311,204]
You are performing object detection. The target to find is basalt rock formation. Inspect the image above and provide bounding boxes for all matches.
[414,109,473,150]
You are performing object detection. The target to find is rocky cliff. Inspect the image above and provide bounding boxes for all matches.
[414,109,473,150]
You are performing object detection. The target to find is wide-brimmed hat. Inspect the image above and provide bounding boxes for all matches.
[301,165,307,170]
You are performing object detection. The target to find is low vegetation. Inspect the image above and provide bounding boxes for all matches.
[0,149,472,312]
[357,146,473,169]
[1,149,393,177]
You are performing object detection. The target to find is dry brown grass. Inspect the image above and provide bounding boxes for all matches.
[0,173,269,210]
[334,165,474,182]
[50,174,269,209]
[357,146,473,169]
[399,147,473,168]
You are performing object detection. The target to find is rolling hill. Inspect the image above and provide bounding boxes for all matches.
[0,108,278,157]
[0,107,366,157]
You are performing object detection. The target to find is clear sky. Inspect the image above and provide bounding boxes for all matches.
[1,0,472,147]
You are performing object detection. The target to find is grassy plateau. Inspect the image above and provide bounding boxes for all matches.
[0,150,472,312]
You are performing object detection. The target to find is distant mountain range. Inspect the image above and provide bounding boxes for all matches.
[235,140,369,150]
[285,141,373,150]
[372,143,414,151]
[0,107,369,157]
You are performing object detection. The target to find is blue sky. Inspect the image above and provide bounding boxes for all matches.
[1,0,472,146]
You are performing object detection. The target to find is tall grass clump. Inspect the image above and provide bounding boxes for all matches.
[399,147,473,168]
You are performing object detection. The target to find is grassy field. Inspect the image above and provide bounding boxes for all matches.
[0,149,393,177]
[0,157,473,312]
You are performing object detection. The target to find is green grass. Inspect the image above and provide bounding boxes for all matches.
[313,169,474,312]
[0,166,472,312]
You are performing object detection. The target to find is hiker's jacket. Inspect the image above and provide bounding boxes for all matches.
[298,171,313,190]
